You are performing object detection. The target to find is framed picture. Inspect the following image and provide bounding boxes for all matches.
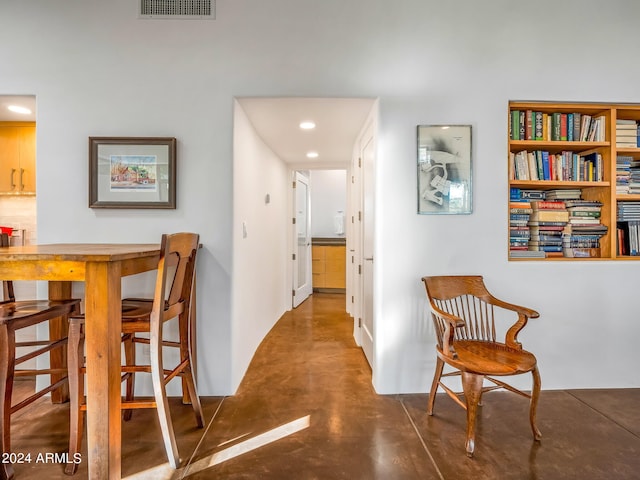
[89,137,176,209]
[417,125,472,214]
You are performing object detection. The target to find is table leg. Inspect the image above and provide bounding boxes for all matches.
[48,281,72,403]
[84,262,122,479]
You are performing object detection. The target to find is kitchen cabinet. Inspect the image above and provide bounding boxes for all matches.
[312,241,346,290]
[0,122,35,194]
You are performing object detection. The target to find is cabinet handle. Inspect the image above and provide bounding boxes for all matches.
[10,168,16,189]
[364,257,374,261]
[19,168,24,191]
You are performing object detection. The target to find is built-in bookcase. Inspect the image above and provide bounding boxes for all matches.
[508,101,640,261]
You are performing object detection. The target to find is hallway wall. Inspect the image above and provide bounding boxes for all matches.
[2,1,640,394]
[232,101,290,389]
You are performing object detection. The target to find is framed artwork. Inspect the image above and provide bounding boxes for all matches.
[89,137,176,209]
[417,125,472,214]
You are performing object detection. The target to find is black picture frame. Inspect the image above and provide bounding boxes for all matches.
[89,136,176,209]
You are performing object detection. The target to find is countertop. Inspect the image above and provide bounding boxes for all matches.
[312,237,346,246]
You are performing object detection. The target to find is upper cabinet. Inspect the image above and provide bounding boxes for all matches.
[0,122,35,195]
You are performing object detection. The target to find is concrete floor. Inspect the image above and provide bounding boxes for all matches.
[7,292,640,479]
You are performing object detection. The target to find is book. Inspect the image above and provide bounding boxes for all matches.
[530,200,566,210]
[560,113,568,141]
[552,112,561,141]
[534,112,543,140]
[568,210,601,217]
[528,244,563,252]
[511,110,520,140]
[563,247,600,258]
[567,113,574,141]
[545,189,582,200]
[573,112,581,141]
[509,250,545,258]
[530,210,569,222]
[526,110,533,140]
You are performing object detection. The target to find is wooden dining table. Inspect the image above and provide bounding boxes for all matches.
[0,243,161,479]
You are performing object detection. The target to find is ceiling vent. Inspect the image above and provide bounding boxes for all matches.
[140,0,215,19]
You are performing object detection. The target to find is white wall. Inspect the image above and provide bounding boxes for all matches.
[3,0,640,395]
[310,170,346,238]
[232,101,289,389]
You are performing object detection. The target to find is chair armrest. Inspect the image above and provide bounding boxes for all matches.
[487,295,539,319]
[484,294,539,350]
[430,304,465,359]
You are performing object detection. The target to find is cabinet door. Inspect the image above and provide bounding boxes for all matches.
[311,246,325,288]
[325,245,346,288]
[0,124,35,194]
[0,126,21,193]
[17,125,35,193]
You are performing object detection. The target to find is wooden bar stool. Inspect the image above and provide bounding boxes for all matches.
[0,233,80,479]
[66,232,204,474]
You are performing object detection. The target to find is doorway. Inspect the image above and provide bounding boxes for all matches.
[232,96,378,380]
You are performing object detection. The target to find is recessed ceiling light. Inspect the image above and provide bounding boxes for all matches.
[441,126,450,130]
[299,121,316,130]
[306,151,319,158]
[7,105,32,115]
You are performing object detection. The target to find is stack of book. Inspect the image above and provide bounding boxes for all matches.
[629,161,640,194]
[616,202,640,255]
[615,119,638,148]
[616,155,632,195]
[617,201,640,222]
[509,188,545,258]
[528,200,569,256]
[545,189,582,201]
[509,201,532,253]
[562,199,607,257]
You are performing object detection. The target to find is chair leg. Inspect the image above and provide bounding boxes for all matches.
[427,357,444,415]
[530,366,542,441]
[66,319,84,476]
[122,334,135,422]
[178,314,204,427]
[461,371,484,458]
[182,364,204,428]
[150,342,180,469]
[0,326,15,480]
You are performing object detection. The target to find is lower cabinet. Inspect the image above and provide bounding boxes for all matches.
[312,244,346,290]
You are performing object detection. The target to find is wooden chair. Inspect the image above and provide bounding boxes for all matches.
[66,232,204,474]
[0,233,81,480]
[422,275,542,457]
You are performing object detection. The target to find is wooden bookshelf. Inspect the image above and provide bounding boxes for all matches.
[508,101,640,261]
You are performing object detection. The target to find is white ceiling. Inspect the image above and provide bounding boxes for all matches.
[0,96,375,169]
[0,95,36,122]
[237,97,375,169]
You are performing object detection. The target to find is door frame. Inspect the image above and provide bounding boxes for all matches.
[349,113,377,367]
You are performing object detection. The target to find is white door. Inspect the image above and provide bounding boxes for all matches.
[360,135,375,366]
[292,171,312,307]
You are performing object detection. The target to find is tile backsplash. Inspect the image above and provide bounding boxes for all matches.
[0,196,37,348]
[0,195,36,245]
